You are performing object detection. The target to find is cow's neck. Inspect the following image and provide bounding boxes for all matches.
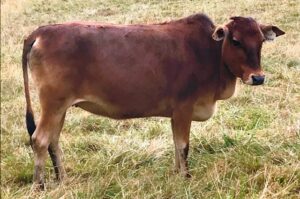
[214,61,237,101]
[191,35,237,101]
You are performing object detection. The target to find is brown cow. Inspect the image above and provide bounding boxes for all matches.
[22,14,284,189]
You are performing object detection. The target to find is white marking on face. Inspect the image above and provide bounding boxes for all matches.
[243,77,253,85]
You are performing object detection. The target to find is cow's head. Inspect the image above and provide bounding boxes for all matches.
[212,17,284,85]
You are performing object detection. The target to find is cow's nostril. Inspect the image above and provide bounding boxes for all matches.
[251,75,265,85]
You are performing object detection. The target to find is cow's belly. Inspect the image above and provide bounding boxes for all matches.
[75,100,121,118]
[192,102,216,121]
[73,97,171,119]
[73,96,216,121]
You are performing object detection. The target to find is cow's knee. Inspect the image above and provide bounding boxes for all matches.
[31,132,49,152]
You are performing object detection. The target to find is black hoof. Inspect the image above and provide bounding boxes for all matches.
[185,173,192,178]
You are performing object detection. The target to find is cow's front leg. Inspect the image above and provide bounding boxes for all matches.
[171,107,192,178]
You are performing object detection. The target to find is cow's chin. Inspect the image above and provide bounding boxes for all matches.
[242,77,254,85]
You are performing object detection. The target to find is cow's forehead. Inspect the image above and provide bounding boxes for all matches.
[227,17,263,39]
[229,16,257,27]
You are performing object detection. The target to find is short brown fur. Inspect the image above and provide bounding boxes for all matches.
[22,13,284,189]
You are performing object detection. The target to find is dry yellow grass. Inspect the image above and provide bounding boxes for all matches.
[1,0,300,198]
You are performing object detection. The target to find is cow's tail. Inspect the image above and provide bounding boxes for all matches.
[22,36,36,137]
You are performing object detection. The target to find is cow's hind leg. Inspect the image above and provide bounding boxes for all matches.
[171,107,192,178]
[48,112,66,182]
[31,107,66,189]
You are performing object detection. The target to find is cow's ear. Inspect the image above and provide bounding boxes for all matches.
[212,26,228,41]
[260,25,285,41]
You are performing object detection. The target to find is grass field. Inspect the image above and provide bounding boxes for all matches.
[1,0,300,198]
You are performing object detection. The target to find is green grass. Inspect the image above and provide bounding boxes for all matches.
[1,0,300,198]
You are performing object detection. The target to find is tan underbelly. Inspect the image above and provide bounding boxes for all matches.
[75,101,118,117]
[73,97,216,121]
[73,97,171,119]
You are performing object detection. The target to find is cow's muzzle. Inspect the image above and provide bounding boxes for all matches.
[243,74,265,85]
[251,75,265,85]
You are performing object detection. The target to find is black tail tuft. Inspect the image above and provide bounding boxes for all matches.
[26,111,36,136]
[23,36,37,138]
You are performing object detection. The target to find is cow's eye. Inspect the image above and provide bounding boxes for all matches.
[232,38,241,47]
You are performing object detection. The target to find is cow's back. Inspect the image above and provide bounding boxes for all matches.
[27,15,218,119]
